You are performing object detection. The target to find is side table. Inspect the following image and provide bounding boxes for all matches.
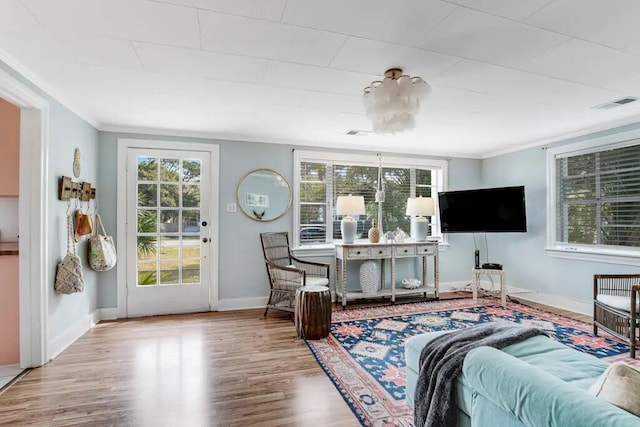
[472,268,506,305]
[294,285,332,340]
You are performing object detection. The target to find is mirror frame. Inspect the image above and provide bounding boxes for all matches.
[236,168,292,222]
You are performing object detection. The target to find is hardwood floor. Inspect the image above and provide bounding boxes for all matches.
[0,296,592,426]
[0,310,357,427]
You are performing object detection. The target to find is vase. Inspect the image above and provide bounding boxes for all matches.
[368,220,380,243]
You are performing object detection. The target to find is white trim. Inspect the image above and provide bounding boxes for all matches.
[509,292,592,317]
[545,247,640,266]
[97,308,119,321]
[116,138,220,318]
[0,68,49,368]
[0,48,99,129]
[48,309,100,360]
[217,296,270,311]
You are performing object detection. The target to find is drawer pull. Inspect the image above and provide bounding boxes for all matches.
[356,251,361,255]
[403,250,408,253]
[378,250,383,254]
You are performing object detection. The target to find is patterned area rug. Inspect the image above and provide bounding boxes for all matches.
[305,297,635,427]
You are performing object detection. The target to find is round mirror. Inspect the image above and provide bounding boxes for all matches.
[237,169,291,221]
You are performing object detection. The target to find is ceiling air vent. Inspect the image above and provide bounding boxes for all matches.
[345,129,371,136]
[593,97,639,109]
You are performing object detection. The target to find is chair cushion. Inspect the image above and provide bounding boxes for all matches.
[306,277,329,287]
[596,294,640,312]
[589,362,640,417]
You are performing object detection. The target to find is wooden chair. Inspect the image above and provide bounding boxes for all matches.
[593,274,640,358]
[260,232,330,317]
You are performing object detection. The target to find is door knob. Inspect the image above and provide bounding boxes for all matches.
[202,237,209,243]
[201,221,208,227]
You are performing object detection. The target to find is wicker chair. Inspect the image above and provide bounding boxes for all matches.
[593,274,640,358]
[260,232,330,316]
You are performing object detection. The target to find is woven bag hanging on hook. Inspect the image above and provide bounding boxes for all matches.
[54,214,85,294]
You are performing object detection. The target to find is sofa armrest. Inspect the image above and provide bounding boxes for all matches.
[463,346,640,427]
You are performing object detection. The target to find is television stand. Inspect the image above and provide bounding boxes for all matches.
[471,267,506,305]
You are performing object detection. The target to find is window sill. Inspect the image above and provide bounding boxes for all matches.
[545,246,640,267]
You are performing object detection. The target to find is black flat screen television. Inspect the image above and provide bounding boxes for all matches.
[438,186,527,233]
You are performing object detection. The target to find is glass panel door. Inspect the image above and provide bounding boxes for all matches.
[127,148,211,317]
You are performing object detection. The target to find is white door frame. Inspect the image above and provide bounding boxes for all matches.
[116,138,220,318]
[0,68,49,367]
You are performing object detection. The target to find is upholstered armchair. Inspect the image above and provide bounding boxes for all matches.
[593,274,640,358]
[260,232,330,316]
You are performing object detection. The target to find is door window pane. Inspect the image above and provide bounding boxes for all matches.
[138,262,157,286]
[182,211,200,233]
[182,185,200,208]
[160,159,180,182]
[160,184,180,207]
[160,236,180,260]
[138,184,157,207]
[160,260,180,285]
[137,209,157,233]
[182,260,200,284]
[138,157,157,181]
[182,235,201,259]
[160,210,180,232]
[182,159,201,182]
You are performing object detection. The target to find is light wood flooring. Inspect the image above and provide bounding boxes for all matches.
[0,295,591,427]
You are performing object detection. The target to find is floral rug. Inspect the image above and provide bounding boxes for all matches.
[305,297,635,427]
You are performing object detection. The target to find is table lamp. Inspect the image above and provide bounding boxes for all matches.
[336,195,365,243]
[406,196,434,241]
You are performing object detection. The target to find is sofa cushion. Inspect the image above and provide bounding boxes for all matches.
[464,346,640,427]
[589,362,640,417]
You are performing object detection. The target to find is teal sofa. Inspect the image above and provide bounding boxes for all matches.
[405,331,640,427]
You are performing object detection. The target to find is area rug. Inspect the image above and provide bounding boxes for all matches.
[305,297,635,427]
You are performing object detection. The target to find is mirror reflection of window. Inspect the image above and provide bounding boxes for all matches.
[237,169,291,222]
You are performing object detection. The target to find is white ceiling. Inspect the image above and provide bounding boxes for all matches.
[2,0,640,158]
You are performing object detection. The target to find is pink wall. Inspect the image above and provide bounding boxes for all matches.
[0,97,20,196]
[0,255,19,365]
[0,97,20,365]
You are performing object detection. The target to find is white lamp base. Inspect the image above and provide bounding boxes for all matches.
[341,216,357,243]
[412,217,428,242]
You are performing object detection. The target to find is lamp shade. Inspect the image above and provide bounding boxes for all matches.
[406,197,434,217]
[336,195,366,216]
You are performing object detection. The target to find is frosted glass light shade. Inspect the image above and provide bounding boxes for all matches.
[363,69,431,134]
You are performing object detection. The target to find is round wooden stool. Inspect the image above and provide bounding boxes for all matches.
[294,285,332,340]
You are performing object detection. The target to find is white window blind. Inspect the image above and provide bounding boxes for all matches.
[296,152,445,246]
[555,142,640,249]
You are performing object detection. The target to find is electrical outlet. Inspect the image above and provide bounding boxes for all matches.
[226,202,237,213]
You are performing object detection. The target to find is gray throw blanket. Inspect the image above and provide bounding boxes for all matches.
[414,322,547,427]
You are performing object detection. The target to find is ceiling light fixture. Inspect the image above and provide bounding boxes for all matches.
[363,68,431,134]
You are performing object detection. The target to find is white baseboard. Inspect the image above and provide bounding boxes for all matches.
[508,292,592,316]
[216,297,269,311]
[48,309,98,361]
[97,308,119,320]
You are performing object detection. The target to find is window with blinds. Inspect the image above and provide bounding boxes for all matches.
[555,142,640,249]
[295,151,446,246]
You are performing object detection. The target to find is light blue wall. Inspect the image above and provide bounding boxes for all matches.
[97,133,482,307]
[481,123,640,305]
[0,60,100,342]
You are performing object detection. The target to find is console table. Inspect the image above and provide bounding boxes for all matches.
[334,241,439,308]
[471,268,506,305]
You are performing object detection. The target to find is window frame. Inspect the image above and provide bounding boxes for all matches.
[546,128,640,266]
[293,150,448,249]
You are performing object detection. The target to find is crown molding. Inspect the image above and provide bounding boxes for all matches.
[0,48,100,129]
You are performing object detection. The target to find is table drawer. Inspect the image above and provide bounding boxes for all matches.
[394,246,416,257]
[416,244,436,256]
[347,247,371,259]
[370,246,392,258]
